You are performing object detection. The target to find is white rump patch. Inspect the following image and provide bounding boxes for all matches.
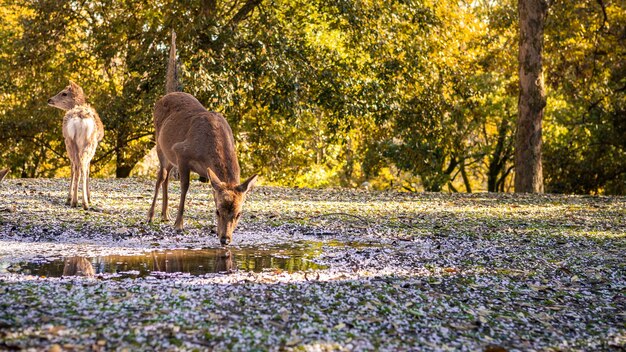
[66,117,97,150]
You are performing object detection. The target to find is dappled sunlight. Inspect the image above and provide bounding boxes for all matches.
[2,259,621,350]
[1,179,624,350]
[0,0,624,347]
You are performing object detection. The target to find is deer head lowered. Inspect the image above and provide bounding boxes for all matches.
[207,168,257,245]
[147,92,258,245]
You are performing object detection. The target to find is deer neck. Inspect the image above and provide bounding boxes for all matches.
[212,159,240,185]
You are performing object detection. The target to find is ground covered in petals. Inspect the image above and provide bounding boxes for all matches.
[0,178,624,351]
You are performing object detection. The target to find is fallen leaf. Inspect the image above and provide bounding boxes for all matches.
[280,308,290,322]
[47,325,66,335]
[334,323,346,330]
[285,337,303,346]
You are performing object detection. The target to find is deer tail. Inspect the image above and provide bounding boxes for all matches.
[165,31,180,94]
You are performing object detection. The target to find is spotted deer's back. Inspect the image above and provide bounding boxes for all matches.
[63,105,103,150]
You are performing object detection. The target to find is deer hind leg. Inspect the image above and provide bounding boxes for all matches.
[148,166,166,223]
[148,147,172,223]
[65,140,77,205]
[87,167,91,204]
[80,160,90,210]
[83,144,98,210]
[86,166,92,204]
[66,140,80,208]
[71,161,80,208]
[67,164,74,205]
[161,164,173,221]
[173,164,191,231]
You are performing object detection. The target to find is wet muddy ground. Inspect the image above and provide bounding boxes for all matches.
[0,178,624,351]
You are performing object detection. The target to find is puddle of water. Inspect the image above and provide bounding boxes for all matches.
[2,242,336,278]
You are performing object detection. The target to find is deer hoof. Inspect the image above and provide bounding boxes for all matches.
[70,201,78,208]
[174,221,184,231]
[83,204,90,211]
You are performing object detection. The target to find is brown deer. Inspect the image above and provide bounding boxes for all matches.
[48,81,104,210]
[147,32,257,245]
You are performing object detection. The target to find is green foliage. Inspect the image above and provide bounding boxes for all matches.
[543,0,626,194]
[0,0,164,177]
[0,0,623,194]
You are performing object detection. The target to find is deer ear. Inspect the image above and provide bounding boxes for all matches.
[207,168,225,191]
[237,174,258,194]
[70,81,83,92]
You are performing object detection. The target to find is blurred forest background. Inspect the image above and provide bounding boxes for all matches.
[0,0,624,194]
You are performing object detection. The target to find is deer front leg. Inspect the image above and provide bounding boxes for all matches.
[173,165,190,231]
[148,166,166,223]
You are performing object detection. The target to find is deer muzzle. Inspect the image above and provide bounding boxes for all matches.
[217,220,236,246]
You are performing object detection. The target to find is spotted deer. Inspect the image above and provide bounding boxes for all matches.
[147,32,257,245]
[48,81,104,210]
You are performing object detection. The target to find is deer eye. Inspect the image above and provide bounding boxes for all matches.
[62,92,67,96]
[235,213,241,220]
[215,210,220,216]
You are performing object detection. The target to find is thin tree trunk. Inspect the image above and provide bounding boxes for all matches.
[488,113,512,192]
[460,161,472,193]
[115,138,132,178]
[515,0,548,193]
[116,165,133,178]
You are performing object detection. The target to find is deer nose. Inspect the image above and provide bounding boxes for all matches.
[220,237,230,246]
[47,99,52,104]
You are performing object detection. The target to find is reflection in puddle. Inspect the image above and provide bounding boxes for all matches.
[3,243,333,278]
[63,256,95,277]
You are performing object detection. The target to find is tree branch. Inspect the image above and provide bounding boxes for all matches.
[228,0,263,28]
[202,0,217,18]
[596,0,608,30]
[32,137,67,160]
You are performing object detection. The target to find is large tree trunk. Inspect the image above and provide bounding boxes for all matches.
[515,0,548,193]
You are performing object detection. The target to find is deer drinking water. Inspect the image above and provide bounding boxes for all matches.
[48,81,104,210]
[147,32,257,245]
